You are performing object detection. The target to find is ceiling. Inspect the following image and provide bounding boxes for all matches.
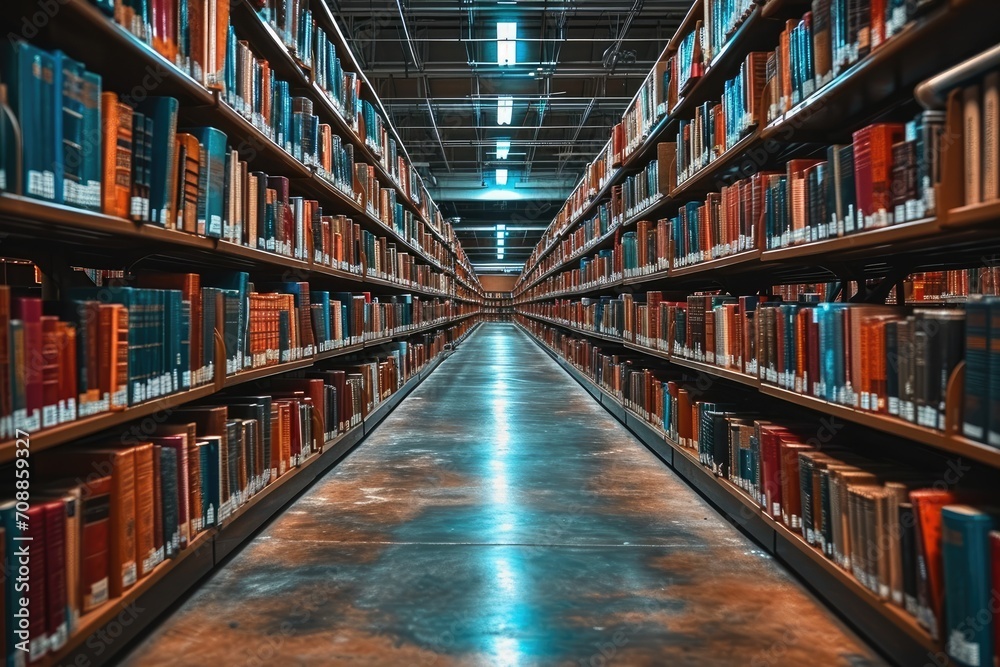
[336,0,690,272]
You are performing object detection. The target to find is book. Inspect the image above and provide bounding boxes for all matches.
[941,506,1000,667]
[101,92,134,217]
[964,84,982,206]
[135,97,180,226]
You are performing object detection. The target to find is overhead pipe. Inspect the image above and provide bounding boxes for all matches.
[394,0,423,72]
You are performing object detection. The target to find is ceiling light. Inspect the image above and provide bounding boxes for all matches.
[496,168,508,185]
[496,139,511,160]
[497,249,505,259]
[497,96,513,125]
[497,22,517,66]
[497,238,505,246]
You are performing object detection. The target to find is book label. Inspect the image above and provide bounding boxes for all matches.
[947,629,980,667]
[42,404,59,428]
[122,562,137,588]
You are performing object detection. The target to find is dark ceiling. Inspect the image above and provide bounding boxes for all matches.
[336,0,689,272]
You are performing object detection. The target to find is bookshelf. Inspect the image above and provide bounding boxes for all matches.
[0,0,484,664]
[483,292,515,322]
[513,0,1000,664]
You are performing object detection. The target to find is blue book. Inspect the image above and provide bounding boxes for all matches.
[988,299,1000,447]
[184,127,227,238]
[1,40,58,202]
[198,437,222,527]
[135,97,179,226]
[941,506,1000,667]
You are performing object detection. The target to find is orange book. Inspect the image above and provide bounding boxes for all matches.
[174,133,200,233]
[101,92,134,218]
[131,442,157,577]
[35,448,137,597]
[98,304,129,410]
[910,489,958,641]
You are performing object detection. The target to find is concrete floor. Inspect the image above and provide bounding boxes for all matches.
[123,323,886,666]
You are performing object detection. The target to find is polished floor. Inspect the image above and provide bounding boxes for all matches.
[124,323,885,666]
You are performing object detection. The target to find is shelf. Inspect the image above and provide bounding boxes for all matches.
[944,200,1000,229]
[523,316,1000,471]
[0,382,218,463]
[761,0,996,142]
[0,194,462,297]
[770,518,938,665]
[1,315,470,462]
[521,323,942,667]
[671,249,762,278]
[229,0,445,245]
[39,529,216,667]
[42,337,456,667]
[758,384,1000,469]
[16,0,456,275]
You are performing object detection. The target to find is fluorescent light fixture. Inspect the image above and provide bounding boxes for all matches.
[496,139,511,160]
[497,22,517,66]
[496,168,508,185]
[497,96,513,125]
[497,239,505,247]
[497,249,505,259]
[496,224,506,230]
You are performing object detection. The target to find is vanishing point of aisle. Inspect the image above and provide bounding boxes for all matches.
[124,323,885,666]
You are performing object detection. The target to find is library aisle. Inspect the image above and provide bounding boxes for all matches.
[123,323,883,666]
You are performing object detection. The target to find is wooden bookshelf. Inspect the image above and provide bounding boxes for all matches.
[37,333,461,667]
[0,313,469,464]
[520,323,943,667]
[17,0,458,277]
[527,317,1000,471]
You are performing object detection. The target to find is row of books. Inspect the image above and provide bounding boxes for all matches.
[616,59,670,164]
[520,316,999,667]
[522,113,947,296]
[90,0,430,212]
[620,158,663,220]
[674,62,761,187]
[522,285,1000,447]
[961,72,1000,206]
[0,325,460,664]
[768,0,942,124]
[519,0,953,288]
[0,271,466,440]
[0,38,453,275]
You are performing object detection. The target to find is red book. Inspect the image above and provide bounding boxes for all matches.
[80,475,113,611]
[26,504,48,662]
[271,378,325,452]
[42,500,68,652]
[13,297,43,426]
[40,316,61,423]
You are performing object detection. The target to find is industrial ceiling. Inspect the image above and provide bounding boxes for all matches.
[336,0,690,273]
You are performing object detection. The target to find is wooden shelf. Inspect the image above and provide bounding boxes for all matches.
[670,249,762,278]
[521,323,943,666]
[944,200,1000,229]
[523,316,1000,471]
[17,0,453,275]
[37,337,456,667]
[0,383,218,463]
[1,315,470,463]
[38,530,216,667]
